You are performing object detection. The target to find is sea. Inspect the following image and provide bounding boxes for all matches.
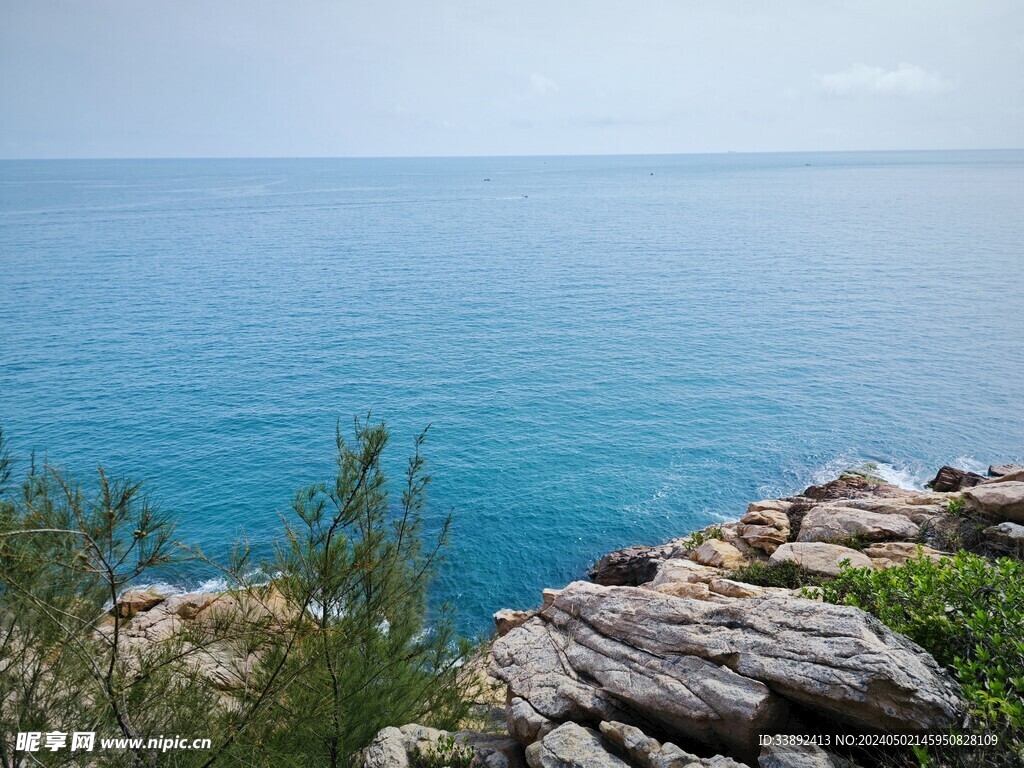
[1,151,1022,635]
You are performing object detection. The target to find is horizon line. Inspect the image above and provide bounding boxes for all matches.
[2,147,1022,162]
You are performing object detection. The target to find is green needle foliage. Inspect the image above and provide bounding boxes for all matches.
[226,418,476,767]
[0,420,477,768]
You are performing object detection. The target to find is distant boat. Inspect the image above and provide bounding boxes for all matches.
[484,178,491,181]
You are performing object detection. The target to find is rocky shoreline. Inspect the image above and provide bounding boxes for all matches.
[112,463,1024,768]
[360,461,1024,768]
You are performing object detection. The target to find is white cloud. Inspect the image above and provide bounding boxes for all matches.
[530,72,559,96]
[817,63,952,96]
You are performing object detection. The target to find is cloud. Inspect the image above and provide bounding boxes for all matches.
[529,72,559,96]
[817,63,952,96]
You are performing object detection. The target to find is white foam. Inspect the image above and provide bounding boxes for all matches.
[870,462,926,491]
[807,454,928,492]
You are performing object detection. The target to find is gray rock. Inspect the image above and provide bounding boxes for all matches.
[589,538,691,586]
[758,742,855,768]
[798,474,913,501]
[829,497,946,524]
[491,610,780,755]
[796,505,919,543]
[525,723,629,768]
[708,579,792,599]
[982,521,1024,555]
[964,481,1024,522]
[769,542,872,577]
[988,464,1024,478]
[982,469,1024,484]
[508,695,556,744]
[600,721,749,768]
[362,726,409,768]
[491,582,963,758]
[650,558,721,587]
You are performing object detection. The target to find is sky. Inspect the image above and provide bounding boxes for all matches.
[1,0,1022,158]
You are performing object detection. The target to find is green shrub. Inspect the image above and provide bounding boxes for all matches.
[412,733,474,768]
[681,525,724,549]
[946,496,968,516]
[820,552,1024,766]
[728,559,821,589]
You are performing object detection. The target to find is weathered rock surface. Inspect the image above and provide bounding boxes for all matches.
[600,721,749,768]
[646,559,722,594]
[769,542,872,577]
[927,465,985,492]
[982,521,1024,555]
[747,499,794,515]
[796,505,919,543]
[708,579,792,599]
[988,464,1024,479]
[757,742,855,768]
[362,726,409,768]
[964,481,1024,522]
[736,508,790,554]
[525,723,629,768]
[862,541,949,569]
[589,538,693,586]
[496,609,538,636]
[491,581,963,759]
[361,723,524,768]
[114,589,166,618]
[798,473,912,501]
[829,497,947,524]
[690,539,747,569]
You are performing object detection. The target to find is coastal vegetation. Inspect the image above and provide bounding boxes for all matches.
[0,422,478,767]
[821,551,1024,767]
[3,420,1023,768]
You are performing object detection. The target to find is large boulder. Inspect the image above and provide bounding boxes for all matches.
[114,589,166,619]
[862,541,949,569]
[491,582,963,759]
[525,721,749,768]
[649,558,722,587]
[690,539,747,569]
[770,543,872,577]
[982,469,1024,484]
[525,723,629,768]
[828,497,946,524]
[737,509,790,554]
[927,466,985,492]
[600,721,749,768]
[796,506,919,543]
[982,521,1024,556]
[964,481,1024,522]
[589,538,692,586]
[988,464,1024,479]
[361,727,409,768]
[798,473,912,501]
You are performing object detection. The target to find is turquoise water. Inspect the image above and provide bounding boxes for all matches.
[2,152,1023,634]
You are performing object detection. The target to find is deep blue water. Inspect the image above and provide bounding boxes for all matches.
[1,152,1023,634]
